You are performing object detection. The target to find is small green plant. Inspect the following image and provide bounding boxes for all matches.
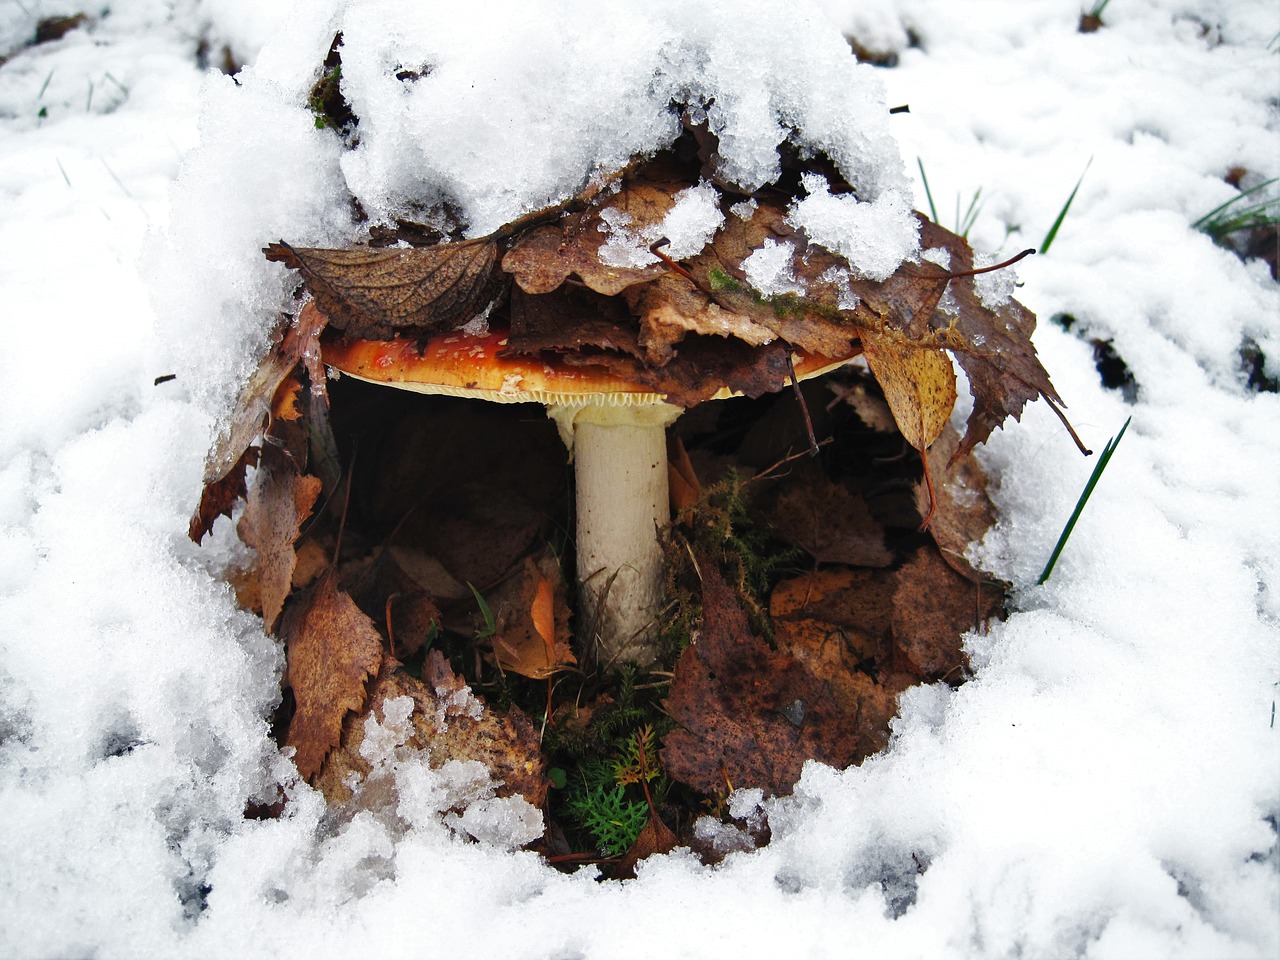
[917,158,983,238]
[467,582,497,641]
[1038,416,1131,584]
[564,761,650,857]
[1191,178,1280,246]
[1085,0,1112,18]
[1039,160,1091,255]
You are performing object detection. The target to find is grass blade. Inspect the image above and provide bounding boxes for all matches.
[917,157,939,223]
[1038,416,1131,584]
[1191,177,1279,242]
[1040,159,1091,254]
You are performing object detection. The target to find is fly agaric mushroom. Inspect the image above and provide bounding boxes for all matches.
[316,303,853,669]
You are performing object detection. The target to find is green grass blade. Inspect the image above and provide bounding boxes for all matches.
[1087,0,1113,18]
[917,157,939,223]
[467,582,497,640]
[1191,177,1278,240]
[1038,416,1131,584]
[1040,159,1091,254]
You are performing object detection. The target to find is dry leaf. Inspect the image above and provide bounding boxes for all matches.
[860,330,956,453]
[236,445,323,632]
[487,554,575,680]
[501,180,681,296]
[315,654,548,809]
[191,301,327,540]
[614,814,678,879]
[914,425,1005,584]
[890,545,1003,681]
[281,573,384,781]
[662,560,870,797]
[264,239,501,340]
[766,467,893,567]
[189,446,257,544]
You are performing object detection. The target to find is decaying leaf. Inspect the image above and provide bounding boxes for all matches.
[501,180,682,296]
[314,653,548,809]
[614,814,678,879]
[189,446,257,544]
[766,466,893,567]
[891,544,1003,681]
[485,553,576,680]
[237,445,323,631]
[264,239,501,340]
[281,572,384,781]
[915,425,1005,584]
[191,300,328,542]
[662,560,881,797]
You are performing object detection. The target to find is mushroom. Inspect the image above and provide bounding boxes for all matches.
[317,305,854,669]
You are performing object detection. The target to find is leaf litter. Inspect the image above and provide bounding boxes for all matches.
[187,78,1083,873]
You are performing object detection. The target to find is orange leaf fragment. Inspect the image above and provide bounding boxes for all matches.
[282,573,384,781]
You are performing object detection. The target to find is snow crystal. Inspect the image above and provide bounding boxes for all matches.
[730,198,758,220]
[788,172,920,281]
[741,238,806,297]
[598,180,724,268]
[973,251,1017,308]
[921,246,951,269]
[817,263,861,311]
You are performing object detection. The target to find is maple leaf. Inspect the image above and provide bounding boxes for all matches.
[236,444,323,632]
[281,572,384,781]
[264,239,501,340]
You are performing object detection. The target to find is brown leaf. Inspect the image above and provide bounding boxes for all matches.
[264,239,501,340]
[625,273,777,364]
[860,329,957,453]
[501,180,682,296]
[282,573,384,781]
[667,434,702,516]
[614,814,678,879]
[890,545,1004,681]
[914,425,1006,584]
[506,284,647,360]
[662,560,869,797]
[192,301,328,536]
[189,446,257,544]
[486,553,576,680]
[766,467,893,567]
[314,654,548,809]
[236,445,323,632]
[770,568,897,668]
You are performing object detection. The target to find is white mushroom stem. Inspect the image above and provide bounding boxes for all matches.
[549,402,681,669]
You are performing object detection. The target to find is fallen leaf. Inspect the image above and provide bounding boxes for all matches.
[501,180,682,296]
[667,434,701,516]
[766,466,893,567]
[614,814,678,879]
[890,545,1003,681]
[914,425,1006,584]
[189,446,257,544]
[486,553,575,680]
[264,239,501,340]
[625,273,776,364]
[236,445,323,632]
[344,550,443,663]
[662,560,869,797]
[859,329,957,454]
[281,572,384,781]
[315,653,548,809]
[191,301,327,537]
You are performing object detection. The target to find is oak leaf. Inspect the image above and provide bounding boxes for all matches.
[281,572,384,781]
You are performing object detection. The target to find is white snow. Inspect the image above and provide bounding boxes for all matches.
[1,0,1277,957]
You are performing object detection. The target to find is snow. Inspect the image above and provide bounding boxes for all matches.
[1,0,1278,957]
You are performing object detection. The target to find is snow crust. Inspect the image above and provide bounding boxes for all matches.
[0,0,1277,957]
